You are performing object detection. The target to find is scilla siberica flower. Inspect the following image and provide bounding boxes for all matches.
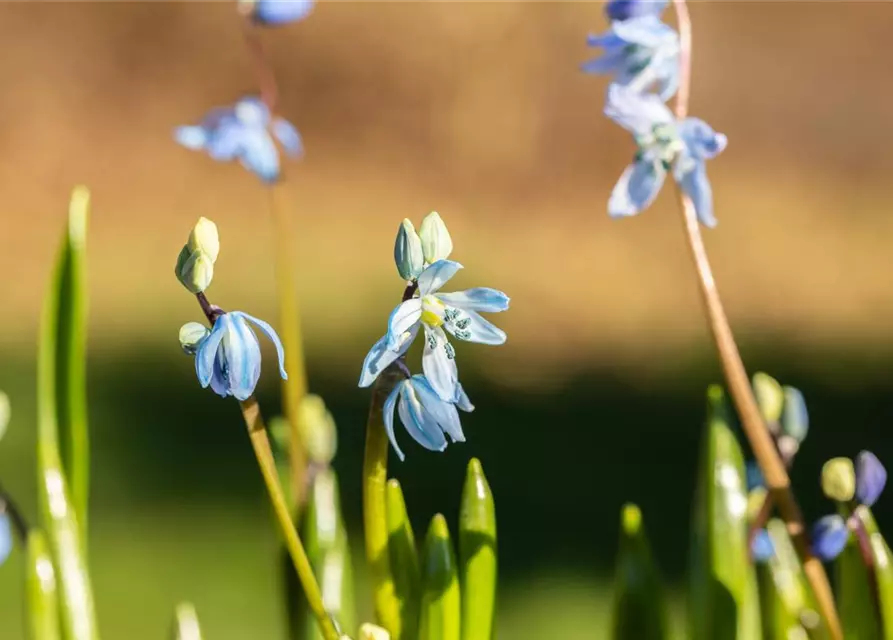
[604,0,668,22]
[243,0,315,26]
[175,96,302,183]
[605,85,727,227]
[180,312,287,402]
[582,16,680,101]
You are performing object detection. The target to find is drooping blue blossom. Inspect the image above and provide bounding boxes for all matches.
[175,97,302,183]
[855,450,887,507]
[0,512,11,566]
[382,374,474,461]
[185,311,287,402]
[250,0,315,26]
[605,85,727,227]
[811,514,849,561]
[751,528,775,563]
[604,0,669,22]
[582,16,679,101]
[358,260,510,402]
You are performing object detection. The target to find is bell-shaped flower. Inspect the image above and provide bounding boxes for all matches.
[359,260,510,402]
[175,96,302,183]
[582,16,679,101]
[248,0,315,26]
[604,0,668,22]
[605,85,727,227]
[383,374,474,461]
[811,514,849,561]
[855,450,887,507]
[182,311,287,401]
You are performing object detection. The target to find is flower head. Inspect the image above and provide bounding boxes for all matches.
[175,96,302,183]
[604,0,668,22]
[811,514,849,561]
[605,85,727,227]
[359,259,510,402]
[855,450,887,507]
[246,0,315,26]
[582,16,679,101]
[181,312,287,401]
[383,374,474,461]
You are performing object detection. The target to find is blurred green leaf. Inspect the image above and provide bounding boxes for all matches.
[759,519,814,640]
[386,479,420,640]
[846,507,893,639]
[171,602,202,640]
[459,458,496,640]
[37,186,99,640]
[26,530,60,640]
[837,506,881,639]
[688,385,761,640]
[611,503,668,640]
[294,468,356,640]
[420,514,460,640]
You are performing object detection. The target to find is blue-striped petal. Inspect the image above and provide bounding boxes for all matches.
[604,84,674,136]
[195,316,227,388]
[445,309,506,346]
[359,324,419,388]
[678,118,728,160]
[272,117,303,156]
[383,382,406,461]
[422,326,458,401]
[677,161,717,228]
[223,315,262,401]
[397,383,448,455]
[386,298,422,350]
[437,288,510,313]
[417,260,463,296]
[611,15,675,48]
[411,375,465,444]
[236,311,288,380]
[609,160,666,219]
[454,382,474,412]
[239,131,281,183]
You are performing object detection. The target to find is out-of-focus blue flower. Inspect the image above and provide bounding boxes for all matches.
[185,311,287,402]
[250,0,315,26]
[751,528,775,563]
[811,514,849,561]
[604,0,668,22]
[746,462,764,493]
[582,16,679,101]
[358,260,510,402]
[0,512,11,565]
[605,85,727,227]
[855,450,887,507]
[175,97,302,183]
[382,374,474,461]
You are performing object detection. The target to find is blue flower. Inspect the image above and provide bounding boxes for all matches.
[751,528,775,563]
[175,97,302,183]
[855,450,887,507]
[358,260,510,402]
[251,0,315,26]
[605,85,727,227]
[0,512,10,566]
[811,514,849,561]
[604,0,668,22]
[187,311,287,401]
[383,374,474,461]
[582,16,679,101]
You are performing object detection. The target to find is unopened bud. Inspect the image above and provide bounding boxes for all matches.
[752,372,784,428]
[0,391,9,443]
[179,322,210,355]
[821,457,856,503]
[299,394,338,465]
[187,217,220,264]
[359,623,391,640]
[419,211,453,263]
[175,247,215,294]
[394,218,424,280]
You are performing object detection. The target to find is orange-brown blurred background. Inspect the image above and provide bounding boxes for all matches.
[1,2,892,639]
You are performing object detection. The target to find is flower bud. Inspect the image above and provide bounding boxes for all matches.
[821,457,856,503]
[0,391,9,443]
[358,623,390,640]
[179,322,210,355]
[419,211,453,264]
[394,218,424,280]
[781,386,809,443]
[298,394,338,465]
[752,372,784,427]
[187,217,220,264]
[855,450,887,507]
[175,247,215,294]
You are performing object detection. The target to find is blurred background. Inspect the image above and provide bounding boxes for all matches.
[1,1,893,638]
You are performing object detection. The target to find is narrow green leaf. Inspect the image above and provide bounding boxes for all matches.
[37,186,99,640]
[26,530,60,640]
[420,514,460,640]
[758,519,815,640]
[837,506,882,640]
[459,458,496,640]
[851,507,893,639]
[294,469,356,640]
[688,385,761,640]
[171,602,202,640]
[611,503,668,640]
[387,479,420,640]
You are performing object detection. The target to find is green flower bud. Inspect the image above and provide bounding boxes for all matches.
[821,457,856,503]
[298,394,338,465]
[394,218,425,280]
[752,372,784,427]
[781,386,809,444]
[0,391,9,443]
[175,248,215,293]
[358,623,390,640]
[187,217,220,264]
[419,211,453,264]
[179,322,210,355]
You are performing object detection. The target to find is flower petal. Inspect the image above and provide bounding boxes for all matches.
[224,315,262,401]
[605,0,668,22]
[445,309,506,346]
[174,126,208,151]
[436,288,510,313]
[677,161,717,228]
[398,383,448,454]
[386,298,422,350]
[608,160,666,219]
[383,382,406,461]
[751,529,775,563]
[0,513,11,566]
[604,83,674,136]
[239,131,281,183]
[195,316,227,388]
[856,450,887,507]
[417,260,463,296]
[411,375,465,444]
[272,117,303,157]
[611,15,676,48]
[206,121,246,162]
[454,382,475,412]
[358,325,419,388]
[252,0,315,26]
[678,118,728,160]
[236,311,288,380]
[811,514,849,561]
[580,49,626,75]
[422,326,459,402]
[209,351,230,398]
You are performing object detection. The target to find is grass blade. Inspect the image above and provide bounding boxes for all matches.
[459,458,496,640]
[420,514,460,640]
[387,479,420,640]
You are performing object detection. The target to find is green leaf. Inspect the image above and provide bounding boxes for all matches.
[837,507,882,639]
[688,385,761,640]
[293,469,356,640]
[611,503,668,640]
[171,603,202,640]
[26,530,60,640]
[758,519,816,640]
[420,514,460,640]
[459,458,496,640]
[387,479,420,640]
[37,186,99,640]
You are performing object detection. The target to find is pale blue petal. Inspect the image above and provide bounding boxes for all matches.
[609,160,666,218]
[411,375,465,444]
[417,260,463,296]
[225,315,262,401]
[0,513,10,565]
[586,32,624,49]
[209,351,230,398]
[236,311,288,380]
[235,97,271,127]
[604,84,674,135]
[678,118,728,160]
[605,0,668,22]
[386,298,422,350]
[812,514,849,561]
[856,450,887,507]
[436,288,509,313]
[445,309,506,346]
[656,59,680,101]
[196,317,227,388]
[174,126,208,151]
[358,325,419,388]
[580,49,625,75]
[422,326,458,402]
[239,131,281,183]
[253,0,315,26]
[398,384,448,454]
[272,118,303,157]
[383,382,406,461]
[612,16,676,48]
[751,529,775,562]
[206,123,246,162]
[454,382,475,412]
[678,162,717,228]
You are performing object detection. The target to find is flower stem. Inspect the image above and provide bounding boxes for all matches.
[239,396,340,640]
[670,1,842,637]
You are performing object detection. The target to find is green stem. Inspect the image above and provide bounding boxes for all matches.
[239,397,339,640]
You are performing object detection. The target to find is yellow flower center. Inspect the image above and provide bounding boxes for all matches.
[420,295,445,327]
